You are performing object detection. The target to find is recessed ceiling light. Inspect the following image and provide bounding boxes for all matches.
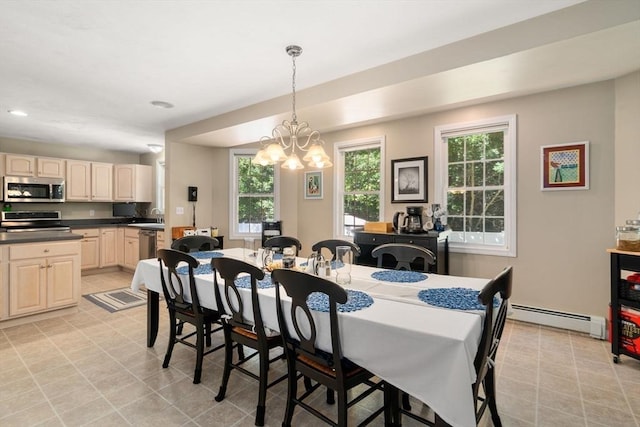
[147,144,164,153]
[8,109,28,117]
[150,100,174,109]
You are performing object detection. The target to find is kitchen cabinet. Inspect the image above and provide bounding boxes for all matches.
[37,157,66,178]
[5,154,36,176]
[78,228,100,270]
[8,241,80,317]
[609,249,640,363]
[114,164,152,202]
[353,231,449,275]
[100,228,118,267]
[66,160,113,201]
[157,230,165,252]
[122,227,140,270]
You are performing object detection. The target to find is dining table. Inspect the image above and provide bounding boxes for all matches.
[131,247,491,427]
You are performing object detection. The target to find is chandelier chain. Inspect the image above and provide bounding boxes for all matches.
[291,54,297,123]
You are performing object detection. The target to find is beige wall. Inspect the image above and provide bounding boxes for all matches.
[167,75,635,319]
[614,71,640,224]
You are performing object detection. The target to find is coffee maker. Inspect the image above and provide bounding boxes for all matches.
[393,206,424,234]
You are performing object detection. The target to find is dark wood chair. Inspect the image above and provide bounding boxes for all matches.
[371,243,435,272]
[211,257,287,426]
[311,239,361,261]
[390,266,513,427]
[271,269,390,427]
[171,235,220,253]
[263,235,302,255]
[157,249,224,384]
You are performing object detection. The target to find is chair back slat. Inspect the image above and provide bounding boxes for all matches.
[311,239,361,261]
[272,269,348,370]
[157,249,201,311]
[171,235,220,253]
[211,257,267,336]
[371,243,436,272]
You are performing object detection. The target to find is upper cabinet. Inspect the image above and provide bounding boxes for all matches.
[66,160,113,201]
[5,154,65,178]
[114,164,152,202]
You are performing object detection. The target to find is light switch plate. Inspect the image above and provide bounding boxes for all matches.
[176,206,184,215]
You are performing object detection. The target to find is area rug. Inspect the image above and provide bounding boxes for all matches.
[84,287,148,313]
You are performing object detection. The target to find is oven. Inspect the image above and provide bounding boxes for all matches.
[0,211,70,232]
[3,176,65,203]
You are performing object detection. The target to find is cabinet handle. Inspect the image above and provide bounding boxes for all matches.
[47,264,53,268]
[40,265,46,269]
[44,249,50,253]
[372,238,376,242]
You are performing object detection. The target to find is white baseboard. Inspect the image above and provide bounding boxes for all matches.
[510,304,606,340]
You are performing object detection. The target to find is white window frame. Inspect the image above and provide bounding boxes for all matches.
[333,136,385,240]
[229,148,280,240]
[434,114,517,257]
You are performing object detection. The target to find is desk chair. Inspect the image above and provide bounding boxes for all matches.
[372,243,435,272]
[272,269,390,427]
[390,266,513,426]
[311,239,361,261]
[157,249,224,384]
[263,236,302,255]
[171,235,220,253]
[211,257,287,426]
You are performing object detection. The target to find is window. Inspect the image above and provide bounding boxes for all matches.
[434,115,516,257]
[229,149,279,239]
[334,137,385,238]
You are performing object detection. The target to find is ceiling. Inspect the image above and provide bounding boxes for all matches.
[0,0,638,154]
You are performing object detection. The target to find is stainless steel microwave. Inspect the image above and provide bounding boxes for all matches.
[3,176,65,202]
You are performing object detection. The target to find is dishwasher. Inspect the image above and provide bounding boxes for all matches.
[139,229,157,259]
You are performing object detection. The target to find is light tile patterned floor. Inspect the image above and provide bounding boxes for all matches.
[0,270,639,426]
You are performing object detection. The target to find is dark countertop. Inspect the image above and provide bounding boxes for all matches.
[0,230,83,244]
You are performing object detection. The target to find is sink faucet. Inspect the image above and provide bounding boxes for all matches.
[150,208,163,223]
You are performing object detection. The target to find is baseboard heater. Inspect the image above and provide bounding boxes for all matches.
[510,304,606,340]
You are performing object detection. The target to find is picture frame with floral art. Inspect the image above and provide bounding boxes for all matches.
[304,171,323,199]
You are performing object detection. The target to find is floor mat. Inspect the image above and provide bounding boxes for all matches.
[83,287,148,313]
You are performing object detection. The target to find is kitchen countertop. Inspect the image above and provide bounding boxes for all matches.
[0,230,83,244]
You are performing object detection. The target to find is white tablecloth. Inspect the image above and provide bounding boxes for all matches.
[131,247,489,427]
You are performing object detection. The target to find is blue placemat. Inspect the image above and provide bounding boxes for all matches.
[190,251,224,259]
[234,274,274,289]
[371,270,427,283]
[307,289,374,313]
[176,263,213,275]
[417,287,499,310]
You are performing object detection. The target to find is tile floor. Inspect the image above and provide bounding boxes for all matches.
[1,270,639,427]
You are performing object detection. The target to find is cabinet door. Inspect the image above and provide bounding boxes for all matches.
[123,237,139,270]
[114,165,135,201]
[100,228,118,267]
[47,255,78,309]
[66,160,91,201]
[116,228,125,266]
[37,157,65,178]
[9,259,47,316]
[91,162,113,201]
[5,154,35,176]
[80,237,100,270]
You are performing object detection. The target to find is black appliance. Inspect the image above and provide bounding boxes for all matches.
[393,206,424,234]
[0,210,69,232]
[3,176,65,203]
[261,220,282,247]
[113,202,136,217]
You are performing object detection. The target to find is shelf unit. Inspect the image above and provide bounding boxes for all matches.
[608,248,640,363]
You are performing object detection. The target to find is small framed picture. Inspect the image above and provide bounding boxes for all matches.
[391,156,428,203]
[541,141,589,191]
[304,171,323,199]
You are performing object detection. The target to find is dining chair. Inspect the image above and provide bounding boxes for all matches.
[311,239,361,261]
[171,235,220,253]
[211,257,287,426]
[390,266,513,427]
[157,249,225,384]
[371,243,435,273]
[271,268,390,427]
[263,235,302,255]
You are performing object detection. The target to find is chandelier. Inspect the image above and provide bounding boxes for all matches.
[252,45,332,170]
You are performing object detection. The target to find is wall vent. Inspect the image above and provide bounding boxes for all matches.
[510,304,606,340]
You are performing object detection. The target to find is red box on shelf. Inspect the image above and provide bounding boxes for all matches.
[620,306,640,357]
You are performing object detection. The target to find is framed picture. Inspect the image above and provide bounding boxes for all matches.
[391,156,428,203]
[541,141,589,191]
[304,171,323,199]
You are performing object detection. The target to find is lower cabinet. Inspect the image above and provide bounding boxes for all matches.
[100,228,118,267]
[8,241,81,318]
[78,228,100,270]
[122,228,140,270]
